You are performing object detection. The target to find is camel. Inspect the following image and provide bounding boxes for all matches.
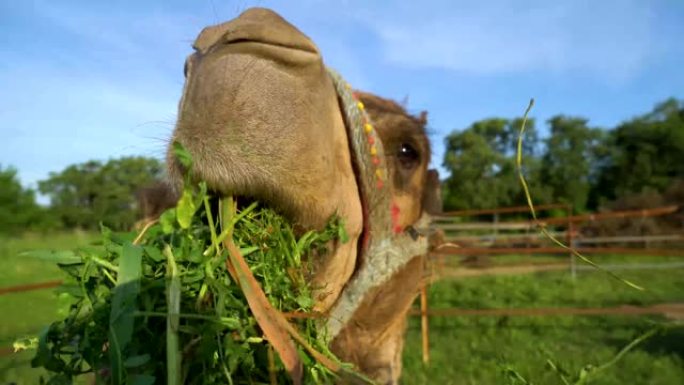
[148,7,442,384]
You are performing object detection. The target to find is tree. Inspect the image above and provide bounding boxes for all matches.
[39,157,164,230]
[0,165,48,233]
[592,98,684,206]
[442,117,550,211]
[540,115,603,212]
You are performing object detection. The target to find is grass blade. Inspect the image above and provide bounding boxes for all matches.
[515,98,644,291]
[164,245,182,385]
[109,325,124,385]
[18,249,80,263]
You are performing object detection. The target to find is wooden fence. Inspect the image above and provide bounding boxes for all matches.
[417,203,684,364]
[432,203,683,275]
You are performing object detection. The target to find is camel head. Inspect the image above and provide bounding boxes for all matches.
[163,7,441,384]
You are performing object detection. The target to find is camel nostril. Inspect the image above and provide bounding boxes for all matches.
[406,226,420,240]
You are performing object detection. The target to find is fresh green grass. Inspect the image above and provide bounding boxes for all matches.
[2,233,682,384]
[0,232,100,384]
[0,232,100,286]
[402,264,684,385]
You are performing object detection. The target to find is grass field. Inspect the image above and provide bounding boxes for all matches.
[1,232,682,384]
[0,232,100,385]
[402,257,684,385]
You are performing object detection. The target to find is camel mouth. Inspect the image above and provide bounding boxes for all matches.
[225,38,319,55]
[192,7,321,59]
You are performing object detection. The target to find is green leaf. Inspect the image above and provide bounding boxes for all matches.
[13,336,38,352]
[30,326,52,368]
[44,373,71,385]
[159,209,176,234]
[172,141,193,168]
[176,189,197,229]
[18,249,80,263]
[143,246,164,262]
[239,246,259,257]
[129,374,156,385]
[109,244,142,352]
[109,325,124,385]
[295,294,313,309]
[124,354,151,368]
[336,219,349,243]
[219,317,242,329]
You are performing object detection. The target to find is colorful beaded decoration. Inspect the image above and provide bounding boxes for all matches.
[327,67,392,239]
[323,69,430,342]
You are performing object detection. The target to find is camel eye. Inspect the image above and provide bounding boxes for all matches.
[398,142,419,169]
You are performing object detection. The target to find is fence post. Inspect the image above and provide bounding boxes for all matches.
[493,213,499,245]
[420,284,430,365]
[567,205,576,280]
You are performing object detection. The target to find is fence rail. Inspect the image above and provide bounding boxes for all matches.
[438,203,570,217]
[0,280,62,296]
[409,302,684,318]
[432,246,683,256]
[575,234,683,245]
[432,203,682,260]
[435,205,679,226]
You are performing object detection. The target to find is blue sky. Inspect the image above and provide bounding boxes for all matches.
[2,0,684,197]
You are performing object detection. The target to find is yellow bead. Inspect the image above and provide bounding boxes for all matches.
[375,169,383,179]
[364,123,373,133]
[370,146,377,155]
[345,83,351,90]
[357,101,364,110]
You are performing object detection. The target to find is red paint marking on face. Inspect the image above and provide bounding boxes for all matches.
[391,202,403,234]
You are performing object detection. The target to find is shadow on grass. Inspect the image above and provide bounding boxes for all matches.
[640,326,684,358]
[601,325,684,360]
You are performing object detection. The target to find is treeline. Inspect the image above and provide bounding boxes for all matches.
[441,98,684,213]
[1,98,682,234]
[0,157,163,234]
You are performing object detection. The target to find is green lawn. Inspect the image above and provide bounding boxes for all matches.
[402,262,684,385]
[1,233,682,384]
[0,232,100,384]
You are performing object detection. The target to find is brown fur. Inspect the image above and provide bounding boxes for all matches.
[331,256,425,384]
[139,7,445,384]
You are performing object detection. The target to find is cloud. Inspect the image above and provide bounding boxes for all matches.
[353,0,660,81]
[1,63,177,186]
[0,1,205,187]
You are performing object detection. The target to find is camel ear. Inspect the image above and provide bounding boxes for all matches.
[421,169,442,215]
[418,110,428,125]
